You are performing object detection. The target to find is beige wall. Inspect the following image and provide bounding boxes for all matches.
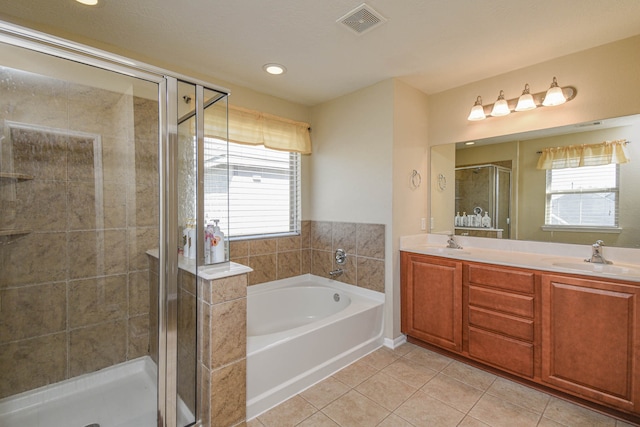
[391,80,429,339]
[428,35,640,147]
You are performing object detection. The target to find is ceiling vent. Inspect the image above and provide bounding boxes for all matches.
[337,3,387,35]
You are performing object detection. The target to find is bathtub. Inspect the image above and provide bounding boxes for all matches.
[246,274,385,419]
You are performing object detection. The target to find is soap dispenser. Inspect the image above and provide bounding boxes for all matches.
[482,212,491,228]
[211,219,225,263]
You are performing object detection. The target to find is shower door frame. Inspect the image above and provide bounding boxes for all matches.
[0,20,229,427]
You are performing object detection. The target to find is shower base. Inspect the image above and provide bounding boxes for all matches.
[0,356,190,427]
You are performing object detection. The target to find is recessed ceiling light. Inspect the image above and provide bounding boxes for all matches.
[76,0,99,5]
[465,141,475,146]
[263,63,286,75]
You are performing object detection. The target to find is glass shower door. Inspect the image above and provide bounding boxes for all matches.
[0,36,160,426]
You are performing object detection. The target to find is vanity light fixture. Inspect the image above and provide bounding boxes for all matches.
[515,84,536,111]
[490,90,510,117]
[467,77,576,121]
[263,63,287,75]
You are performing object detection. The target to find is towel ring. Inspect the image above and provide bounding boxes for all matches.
[410,169,422,189]
[437,173,447,191]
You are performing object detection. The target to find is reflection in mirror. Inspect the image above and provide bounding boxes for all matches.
[430,114,640,249]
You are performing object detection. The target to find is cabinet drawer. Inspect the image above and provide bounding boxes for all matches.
[469,327,534,378]
[469,285,534,318]
[469,306,534,342]
[467,264,535,294]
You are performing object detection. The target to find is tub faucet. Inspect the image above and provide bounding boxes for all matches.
[446,234,463,249]
[585,240,612,264]
[329,268,343,278]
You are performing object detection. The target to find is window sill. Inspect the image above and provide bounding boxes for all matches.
[230,231,300,242]
[541,225,622,234]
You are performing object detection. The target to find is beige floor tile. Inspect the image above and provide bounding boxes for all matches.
[300,377,350,409]
[395,390,465,426]
[458,416,491,427]
[543,397,617,427]
[441,360,496,391]
[322,390,390,427]
[377,413,414,427]
[257,395,317,427]
[485,377,550,414]
[360,347,401,370]
[332,360,379,388]
[468,393,541,427]
[297,411,340,427]
[537,417,567,427]
[389,342,418,357]
[355,372,417,411]
[381,357,438,389]
[402,347,453,372]
[421,373,484,413]
[247,418,265,426]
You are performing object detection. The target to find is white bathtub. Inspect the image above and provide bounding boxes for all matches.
[246,274,385,419]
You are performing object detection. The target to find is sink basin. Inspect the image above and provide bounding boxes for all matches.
[420,246,471,256]
[552,261,640,277]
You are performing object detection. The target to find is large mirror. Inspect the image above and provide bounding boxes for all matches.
[430,114,640,249]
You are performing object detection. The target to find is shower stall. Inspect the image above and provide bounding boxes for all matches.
[0,22,229,427]
[455,164,511,239]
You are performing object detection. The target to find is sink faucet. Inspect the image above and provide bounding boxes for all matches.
[446,234,463,249]
[585,240,612,264]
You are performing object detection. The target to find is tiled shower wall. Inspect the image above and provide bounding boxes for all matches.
[0,68,158,398]
[230,220,385,293]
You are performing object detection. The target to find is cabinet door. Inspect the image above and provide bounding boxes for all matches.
[541,274,640,412]
[401,252,462,352]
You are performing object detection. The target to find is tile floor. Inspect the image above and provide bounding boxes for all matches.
[247,343,637,427]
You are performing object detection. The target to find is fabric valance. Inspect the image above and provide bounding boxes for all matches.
[536,139,630,170]
[202,103,312,154]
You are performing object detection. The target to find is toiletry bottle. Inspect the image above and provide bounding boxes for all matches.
[455,212,460,227]
[462,212,467,227]
[205,221,214,263]
[182,227,189,258]
[475,212,482,228]
[212,219,225,263]
[482,212,491,228]
[188,219,197,259]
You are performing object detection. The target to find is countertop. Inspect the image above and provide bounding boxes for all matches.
[401,234,640,283]
[146,249,253,281]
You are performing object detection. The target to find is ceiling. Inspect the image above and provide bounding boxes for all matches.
[1,0,640,106]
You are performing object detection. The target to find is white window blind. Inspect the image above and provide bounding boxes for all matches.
[204,137,301,238]
[545,163,619,227]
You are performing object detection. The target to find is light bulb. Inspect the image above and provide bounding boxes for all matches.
[515,84,537,111]
[542,77,566,106]
[491,90,510,117]
[467,96,486,121]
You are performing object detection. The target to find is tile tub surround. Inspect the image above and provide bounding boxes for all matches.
[230,220,385,292]
[248,343,635,427]
[0,68,159,399]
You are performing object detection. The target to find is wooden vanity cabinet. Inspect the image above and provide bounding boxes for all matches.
[464,263,538,378]
[541,274,640,413]
[401,252,640,420]
[400,252,462,352]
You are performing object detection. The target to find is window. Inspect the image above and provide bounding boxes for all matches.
[545,163,619,228]
[204,137,301,238]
